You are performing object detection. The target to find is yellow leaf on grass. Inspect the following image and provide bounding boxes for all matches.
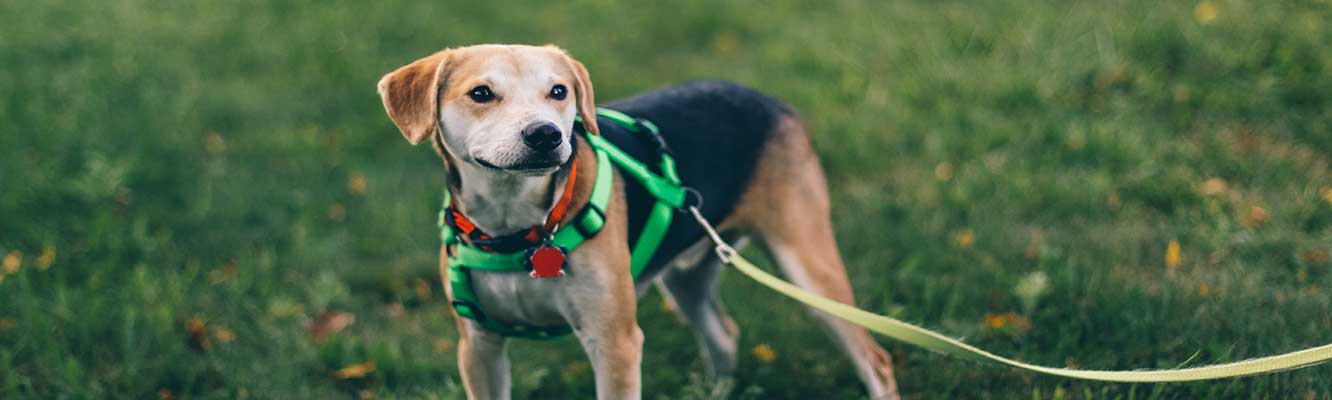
[952,229,975,248]
[2,251,20,274]
[334,361,376,379]
[327,203,346,222]
[347,173,367,195]
[751,344,777,364]
[307,311,355,343]
[412,278,432,301]
[0,318,16,332]
[982,311,1031,334]
[1106,192,1121,210]
[1321,188,1332,205]
[1199,178,1227,196]
[711,31,739,56]
[186,317,211,351]
[36,244,55,270]
[1166,240,1183,270]
[1241,206,1270,228]
[213,325,236,343]
[434,338,453,353]
[205,132,226,154]
[1299,250,1329,265]
[934,162,954,181]
[1194,1,1218,24]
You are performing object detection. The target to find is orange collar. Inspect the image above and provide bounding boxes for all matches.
[444,160,578,252]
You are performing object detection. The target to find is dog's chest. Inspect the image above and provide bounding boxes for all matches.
[463,267,592,327]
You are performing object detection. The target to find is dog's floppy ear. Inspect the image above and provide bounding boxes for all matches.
[377,50,452,145]
[559,51,599,135]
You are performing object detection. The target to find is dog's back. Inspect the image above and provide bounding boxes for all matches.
[597,81,793,278]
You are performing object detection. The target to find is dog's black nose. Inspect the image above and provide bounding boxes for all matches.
[521,123,563,151]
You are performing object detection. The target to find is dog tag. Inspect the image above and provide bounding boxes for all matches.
[527,245,566,278]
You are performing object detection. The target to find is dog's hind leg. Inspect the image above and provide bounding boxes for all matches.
[734,115,901,399]
[658,236,748,383]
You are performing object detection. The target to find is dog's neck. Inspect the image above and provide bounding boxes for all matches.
[448,159,571,237]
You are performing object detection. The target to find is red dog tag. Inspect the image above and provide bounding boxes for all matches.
[528,245,566,278]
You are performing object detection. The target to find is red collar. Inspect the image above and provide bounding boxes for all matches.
[444,160,578,252]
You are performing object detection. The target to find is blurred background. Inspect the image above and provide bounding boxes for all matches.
[3,0,1331,398]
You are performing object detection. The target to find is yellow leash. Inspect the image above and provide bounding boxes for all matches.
[685,207,1332,382]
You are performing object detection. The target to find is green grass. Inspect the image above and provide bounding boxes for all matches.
[3,0,1332,398]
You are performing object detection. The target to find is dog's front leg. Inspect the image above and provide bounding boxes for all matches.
[457,322,511,399]
[568,256,643,399]
[573,305,643,400]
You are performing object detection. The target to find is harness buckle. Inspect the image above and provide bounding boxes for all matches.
[573,204,606,238]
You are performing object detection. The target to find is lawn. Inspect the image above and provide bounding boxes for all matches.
[3,0,1331,398]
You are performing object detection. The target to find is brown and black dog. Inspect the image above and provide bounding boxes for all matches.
[377,44,898,399]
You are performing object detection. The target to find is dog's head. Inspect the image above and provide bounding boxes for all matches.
[377,44,598,175]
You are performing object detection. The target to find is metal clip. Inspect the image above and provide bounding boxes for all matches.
[686,206,738,263]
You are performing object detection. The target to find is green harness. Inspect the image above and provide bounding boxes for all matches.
[440,108,687,340]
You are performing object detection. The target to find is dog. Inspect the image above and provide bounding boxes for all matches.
[377,44,899,399]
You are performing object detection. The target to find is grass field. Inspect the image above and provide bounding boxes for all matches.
[3,0,1332,398]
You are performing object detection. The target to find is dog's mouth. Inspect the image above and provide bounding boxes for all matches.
[474,158,562,173]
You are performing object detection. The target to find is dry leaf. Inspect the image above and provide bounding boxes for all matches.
[434,338,453,353]
[385,303,405,319]
[205,132,226,154]
[561,361,591,382]
[751,344,777,364]
[952,229,975,248]
[1199,178,1228,196]
[347,173,367,195]
[213,325,236,343]
[1194,1,1218,23]
[327,203,346,222]
[186,317,211,351]
[2,251,20,274]
[1166,240,1183,270]
[934,162,954,181]
[308,311,355,343]
[982,311,1031,332]
[333,361,376,379]
[36,244,55,270]
[1241,206,1270,228]
[711,31,739,56]
[1299,250,1329,265]
[1106,192,1121,210]
[412,278,432,301]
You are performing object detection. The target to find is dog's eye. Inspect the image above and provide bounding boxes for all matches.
[467,86,495,103]
[549,84,568,101]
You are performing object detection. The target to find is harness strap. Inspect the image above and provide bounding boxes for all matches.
[580,120,683,276]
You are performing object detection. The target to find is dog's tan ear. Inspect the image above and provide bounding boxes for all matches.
[561,54,599,135]
[377,50,452,145]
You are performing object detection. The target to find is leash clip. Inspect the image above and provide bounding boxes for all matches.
[686,205,737,263]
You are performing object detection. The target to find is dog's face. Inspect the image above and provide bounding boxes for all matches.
[377,45,599,176]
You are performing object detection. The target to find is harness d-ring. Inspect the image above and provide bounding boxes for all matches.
[678,187,704,213]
